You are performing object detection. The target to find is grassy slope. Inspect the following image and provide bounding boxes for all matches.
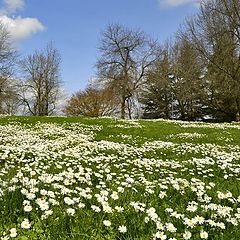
[1,116,239,145]
[0,116,239,240]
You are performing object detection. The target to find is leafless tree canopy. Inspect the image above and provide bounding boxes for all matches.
[20,43,62,116]
[0,22,18,114]
[96,24,161,119]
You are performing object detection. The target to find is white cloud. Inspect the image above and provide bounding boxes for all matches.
[0,0,45,41]
[0,0,24,15]
[0,15,45,41]
[159,0,200,7]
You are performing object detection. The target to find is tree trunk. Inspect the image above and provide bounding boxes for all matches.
[121,98,126,119]
[236,98,240,121]
[127,99,132,119]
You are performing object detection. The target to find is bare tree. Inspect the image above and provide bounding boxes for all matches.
[96,24,160,119]
[0,22,18,114]
[0,78,21,115]
[20,43,61,116]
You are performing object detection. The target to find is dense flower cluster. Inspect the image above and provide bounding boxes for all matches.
[0,118,239,239]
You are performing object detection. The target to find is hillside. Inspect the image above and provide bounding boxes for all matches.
[0,116,240,239]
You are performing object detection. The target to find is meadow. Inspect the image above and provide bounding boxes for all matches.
[0,116,239,240]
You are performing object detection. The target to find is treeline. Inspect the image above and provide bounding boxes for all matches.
[1,0,240,121]
[66,0,240,122]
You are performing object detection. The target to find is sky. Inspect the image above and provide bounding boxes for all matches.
[0,0,200,95]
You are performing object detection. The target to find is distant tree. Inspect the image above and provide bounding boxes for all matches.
[20,43,62,116]
[0,22,18,114]
[96,24,160,119]
[64,86,119,117]
[0,78,21,115]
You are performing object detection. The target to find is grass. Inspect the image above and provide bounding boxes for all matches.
[0,116,239,239]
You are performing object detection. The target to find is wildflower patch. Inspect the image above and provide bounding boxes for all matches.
[0,117,239,239]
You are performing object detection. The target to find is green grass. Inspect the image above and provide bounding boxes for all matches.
[0,116,239,240]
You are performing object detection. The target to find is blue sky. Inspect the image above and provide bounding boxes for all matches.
[0,0,199,95]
